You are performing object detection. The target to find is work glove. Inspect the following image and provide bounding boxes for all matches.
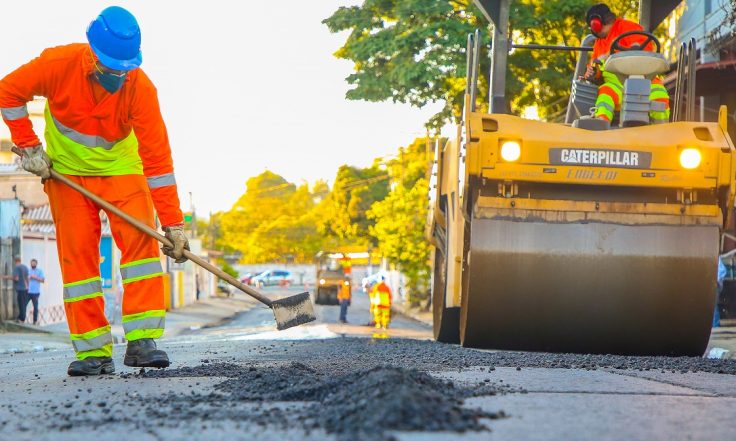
[20,145,52,179]
[162,225,190,263]
[582,64,598,81]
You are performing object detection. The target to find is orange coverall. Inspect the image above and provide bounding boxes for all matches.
[0,44,183,360]
[590,18,670,122]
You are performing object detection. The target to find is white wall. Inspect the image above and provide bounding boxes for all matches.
[21,234,64,325]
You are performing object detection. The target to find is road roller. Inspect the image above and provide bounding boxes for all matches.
[427,0,736,355]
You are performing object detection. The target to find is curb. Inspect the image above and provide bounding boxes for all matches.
[2,321,53,334]
[392,302,432,327]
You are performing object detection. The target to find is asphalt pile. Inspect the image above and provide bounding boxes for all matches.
[312,366,501,439]
[142,361,501,440]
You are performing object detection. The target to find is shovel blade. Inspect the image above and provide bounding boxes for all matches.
[271,292,316,330]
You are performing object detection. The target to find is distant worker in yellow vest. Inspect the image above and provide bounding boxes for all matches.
[371,275,392,330]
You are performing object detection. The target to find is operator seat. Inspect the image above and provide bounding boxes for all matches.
[604,51,669,127]
[604,51,668,78]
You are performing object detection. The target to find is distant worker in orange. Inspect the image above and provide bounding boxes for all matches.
[337,277,351,324]
[339,254,352,276]
[371,275,392,330]
[583,3,670,123]
[337,254,352,324]
[0,6,189,376]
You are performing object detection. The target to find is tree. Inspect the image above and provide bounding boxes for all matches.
[325,0,645,125]
[219,172,330,263]
[324,0,486,129]
[316,164,390,245]
[707,2,736,50]
[368,138,434,304]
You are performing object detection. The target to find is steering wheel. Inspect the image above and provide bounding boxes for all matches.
[610,30,661,54]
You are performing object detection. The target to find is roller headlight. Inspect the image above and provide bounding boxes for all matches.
[500,141,521,162]
[679,148,701,169]
[319,278,326,285]
[344,281,350,286]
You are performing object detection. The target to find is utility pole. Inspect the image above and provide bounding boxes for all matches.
[189,192,197,238]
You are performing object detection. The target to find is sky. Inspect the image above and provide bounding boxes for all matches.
[0,0,444,216]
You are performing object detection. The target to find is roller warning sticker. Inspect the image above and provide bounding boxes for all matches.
[549,148,652,169]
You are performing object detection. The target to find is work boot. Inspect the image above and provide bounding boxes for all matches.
[68,357,114,376]
[124,338,170,368]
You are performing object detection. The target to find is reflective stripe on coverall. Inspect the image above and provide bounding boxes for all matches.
[0,43,183,360]
[372,281,392,329]
[48,175,166,358]
[594,72,670,123]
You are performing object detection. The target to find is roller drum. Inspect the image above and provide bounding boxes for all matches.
[460,218,718,356]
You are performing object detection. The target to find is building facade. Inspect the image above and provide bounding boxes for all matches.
[668,0,736,139]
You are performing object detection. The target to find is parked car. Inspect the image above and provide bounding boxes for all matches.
[240,272,259,285]
[251,270,293,287]
[217,280,233,297]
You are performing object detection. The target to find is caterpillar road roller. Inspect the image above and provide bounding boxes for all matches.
[314,252,351,305]
[427,0,736,355]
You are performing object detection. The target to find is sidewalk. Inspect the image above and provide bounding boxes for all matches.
[392,301,433,326]
[0,292,258,355]
[707,318,736,359]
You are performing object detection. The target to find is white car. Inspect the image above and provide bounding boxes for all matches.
[251,270,293,287]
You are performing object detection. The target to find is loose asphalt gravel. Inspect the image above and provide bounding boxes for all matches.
[130,338,736,439]
[140,362,503,440]
[6,337,736,440]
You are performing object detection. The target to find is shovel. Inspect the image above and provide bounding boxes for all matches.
[13,147,316,330]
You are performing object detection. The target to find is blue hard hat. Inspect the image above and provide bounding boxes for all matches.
[86,6,142,71]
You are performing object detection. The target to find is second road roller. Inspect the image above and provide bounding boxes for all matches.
[427,0,736,356]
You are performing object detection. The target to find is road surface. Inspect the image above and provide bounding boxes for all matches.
[1,285,735,441]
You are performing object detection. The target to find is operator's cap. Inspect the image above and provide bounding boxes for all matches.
[86,6,142,71]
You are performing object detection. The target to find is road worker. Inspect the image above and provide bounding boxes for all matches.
[365,278,378,327]
[0,6,189,376]
[371,275,392,330]
[339,254,352,276]
[584,3,670,123]
[337,277,351,324]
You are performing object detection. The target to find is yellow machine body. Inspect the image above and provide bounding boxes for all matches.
[428,102,736,355]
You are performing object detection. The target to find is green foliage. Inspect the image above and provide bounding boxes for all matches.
[316,164,390,245]
[708,2,736,49]
[325,0,648,124]
[220,261,239,279]
[324,0,487,129]
[213,139,436,301]
[368,138,434,303]
[219,171,327,263]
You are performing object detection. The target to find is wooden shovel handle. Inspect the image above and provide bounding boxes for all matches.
[12,147,273,307]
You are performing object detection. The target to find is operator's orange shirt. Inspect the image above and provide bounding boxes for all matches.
[0,43,183,226]
[591,17,654,63]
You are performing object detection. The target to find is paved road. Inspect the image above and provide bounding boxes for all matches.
[1,285,735,441]
[187,285,431,341]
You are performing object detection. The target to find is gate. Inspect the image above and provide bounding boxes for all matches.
[0,237,16,325]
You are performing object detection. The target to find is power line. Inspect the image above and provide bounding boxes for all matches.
[341,174,390,190]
